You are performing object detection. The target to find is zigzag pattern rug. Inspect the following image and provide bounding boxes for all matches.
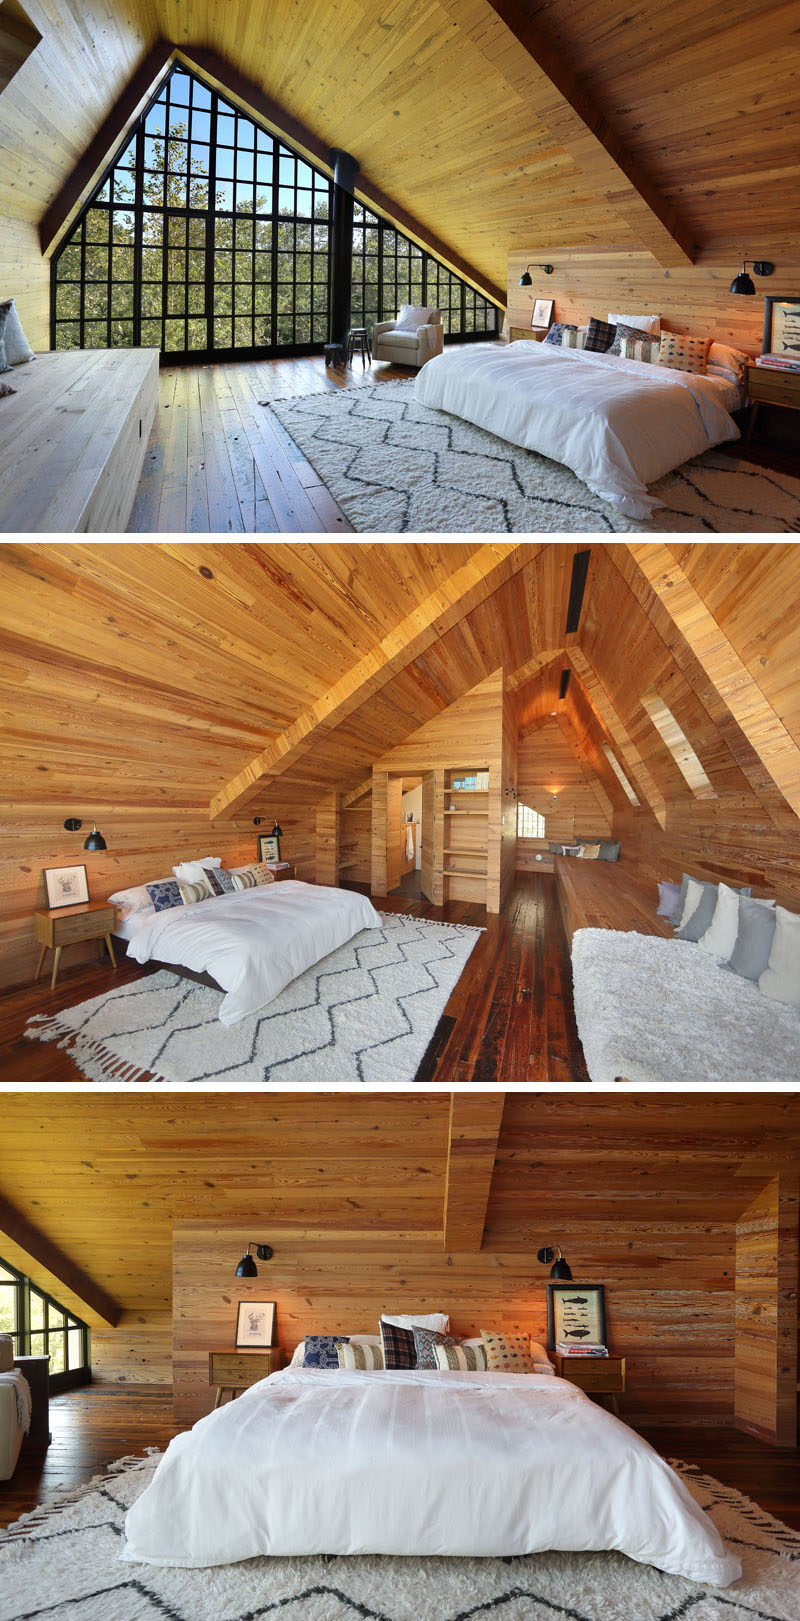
[25,913,481,1085]
[268,380,800,534]
[2,1452,798,1620]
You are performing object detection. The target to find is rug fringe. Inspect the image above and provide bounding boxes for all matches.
[25,1019,161,1086]
[0,1451,161,1542]
[379,913,485,935]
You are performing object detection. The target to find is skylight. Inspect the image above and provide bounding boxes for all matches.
[602,744,639,805]
[641,689,716,799]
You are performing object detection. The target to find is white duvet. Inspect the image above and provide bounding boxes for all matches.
[414,341,741,519]
[126,881,382,1025]
[123,1367,741,1585]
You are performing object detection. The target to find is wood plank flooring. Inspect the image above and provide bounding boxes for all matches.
[2,1385,797,1534]
[128,350,407,534]
[0,875,589,1084]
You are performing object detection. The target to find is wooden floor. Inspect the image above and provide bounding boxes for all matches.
[2,1385,797,1533]
[128,350,413,534]
[0,875,589,1084]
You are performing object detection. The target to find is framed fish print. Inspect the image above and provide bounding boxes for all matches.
[235,1299,276,1348]
[546,1282,606,1350]
[532,297,554,330]
[257,833,281,863]
[42,863,90,909]
[762,296,800,356]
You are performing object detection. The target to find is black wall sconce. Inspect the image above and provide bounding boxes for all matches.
[519,263,554,286]
[64,817,108,851]
[537,1245,572,1280]
[729,260,774,296]
[235,1242,274,1278]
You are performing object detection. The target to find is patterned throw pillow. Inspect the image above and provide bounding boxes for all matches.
[656,333,710,375]
[337,1340,385,1370]
[145,879,184,913]
[380,1320,416,1369]
[231,868,257,891]
[583,317,617,353]
[431,1336,489,1372]
[411,1326,455,1370]
[203,866,235,895]
[480,1330,536,1373]
[176,878,211,905]
[303,1335,349,1368]
[249,863,276,886]
[608,322,660,361]
[562,327,588,350]
[542,322,577,346]
[579,844,601,860]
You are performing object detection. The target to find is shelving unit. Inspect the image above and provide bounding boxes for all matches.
[441,770,489,903]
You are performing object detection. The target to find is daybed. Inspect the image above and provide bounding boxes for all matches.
[414,340,741,519]
[123,1363,740,1585]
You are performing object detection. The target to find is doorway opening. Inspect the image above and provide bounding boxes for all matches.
[387,775,422,899]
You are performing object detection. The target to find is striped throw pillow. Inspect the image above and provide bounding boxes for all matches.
[249,863,276,886]
[176,878,211,905]
[656,333,710,375]
[337,1340,384,1371]
[562,327,588,350]
[619,335,660,363]
[432,1339,488,1372]
[232,868,257,891]
[480,1330,536,1373]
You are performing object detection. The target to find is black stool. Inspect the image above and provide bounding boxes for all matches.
[343,327,371,366]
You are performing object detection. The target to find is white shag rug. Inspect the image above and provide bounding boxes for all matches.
[267,379,800,534]
[571,929,800,1083]
[25,912,481,1085]
[2,1451,799,1620]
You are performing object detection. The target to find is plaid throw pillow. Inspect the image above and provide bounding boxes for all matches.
[145,879,183,913]
[542,322,577,346]
[583,317,617,353]
[203,866,235,894]
[303,1335,349,1368]
[380,1320,416,1369]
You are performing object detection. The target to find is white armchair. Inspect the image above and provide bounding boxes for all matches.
[373,308,443,369]
[0,1335,29,1480]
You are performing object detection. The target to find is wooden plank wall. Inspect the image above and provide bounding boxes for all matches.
[507,250,800,356]
[734,1176,799,1447]
[499,678,517,908]
[516,718,612,873]
[339,797,372,885]
[314,792,339,888]
[1,804,316,989]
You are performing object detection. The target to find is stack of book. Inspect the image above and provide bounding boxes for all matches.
[264,860,291,872]
[755,353,800,372]
[556,1341,608,1357]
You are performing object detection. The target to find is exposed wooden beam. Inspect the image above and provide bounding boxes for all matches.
[624,544,800,825]
[506,649,564,694]
[442,1094,506,1252]
[0,1194,121,1330]
[211,545,535,819]
[341,778,372,809]
[567,644,668,827]
[451,0,694,267]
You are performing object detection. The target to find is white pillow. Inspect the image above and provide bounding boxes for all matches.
[698,881,741,958]
[173,857,222,882]
[290,1334,381,1367]
[759,905,800,1008]
[381,1311,449,1332]
[608,310,660,335]
[393,305,435,333]
[3,300,35,365]
[108,880,170,915]
[675,877,704,931]
[708,341,748,379]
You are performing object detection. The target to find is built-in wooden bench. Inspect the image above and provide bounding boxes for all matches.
[555,855,674,948]
[0,348,159,532]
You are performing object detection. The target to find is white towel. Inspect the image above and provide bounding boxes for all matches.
[0,1369,31,1431]
[405,825,414,861]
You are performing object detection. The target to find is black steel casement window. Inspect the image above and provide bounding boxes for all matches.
[52,62,332,361]
[0,1255,90,1392]
[52,60,500,360]
[350,202,500,341]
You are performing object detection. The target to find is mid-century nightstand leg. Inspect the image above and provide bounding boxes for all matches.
[105,933,117,967]
[214,1386,224,1409]
[34,945,47,980]
[50,946,62,990]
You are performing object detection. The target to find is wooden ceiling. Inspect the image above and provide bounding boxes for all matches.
[1,1092,798,1328]
[1,1,798,317]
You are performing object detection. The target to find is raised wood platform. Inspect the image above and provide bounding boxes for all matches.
[0,348,159,532]
[555,855,674,947]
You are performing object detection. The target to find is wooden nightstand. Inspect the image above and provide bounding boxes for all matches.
[270,865,296,882]
[34,902,117,990]
[509,326,548,342]
[209,1347,284,1407]
[555,1355,626,1416]
[745,362,800,441]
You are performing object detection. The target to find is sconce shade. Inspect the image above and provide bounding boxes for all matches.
[83,825,107,851]
[271,821,283,838]
[730,260,774,296]
[519,263,553,286]
[730,269,755,296]
[537,1244,572,1280]
[519,269,532,287]
[235,1252,258,1278]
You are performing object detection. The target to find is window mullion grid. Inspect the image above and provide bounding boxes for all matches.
[270,141,279,353]
[131,121,144,348]
[206,91,218,353]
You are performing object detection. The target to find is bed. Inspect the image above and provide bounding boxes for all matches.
[123,881,382,1025]
[122,1365,740,1584]
[414,341,741,520]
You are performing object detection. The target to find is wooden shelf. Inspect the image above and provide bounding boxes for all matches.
[338,859,363,871]
[444,848,487,858]
[444,809,488,817]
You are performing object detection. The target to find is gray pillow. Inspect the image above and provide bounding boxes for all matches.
[657,880,681,918]
[0,300,11,374]
[548,843,562,854]
[671,872,693,928]
[725,896,777,981]
[676,881,719,942]
[597,841,620,862]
